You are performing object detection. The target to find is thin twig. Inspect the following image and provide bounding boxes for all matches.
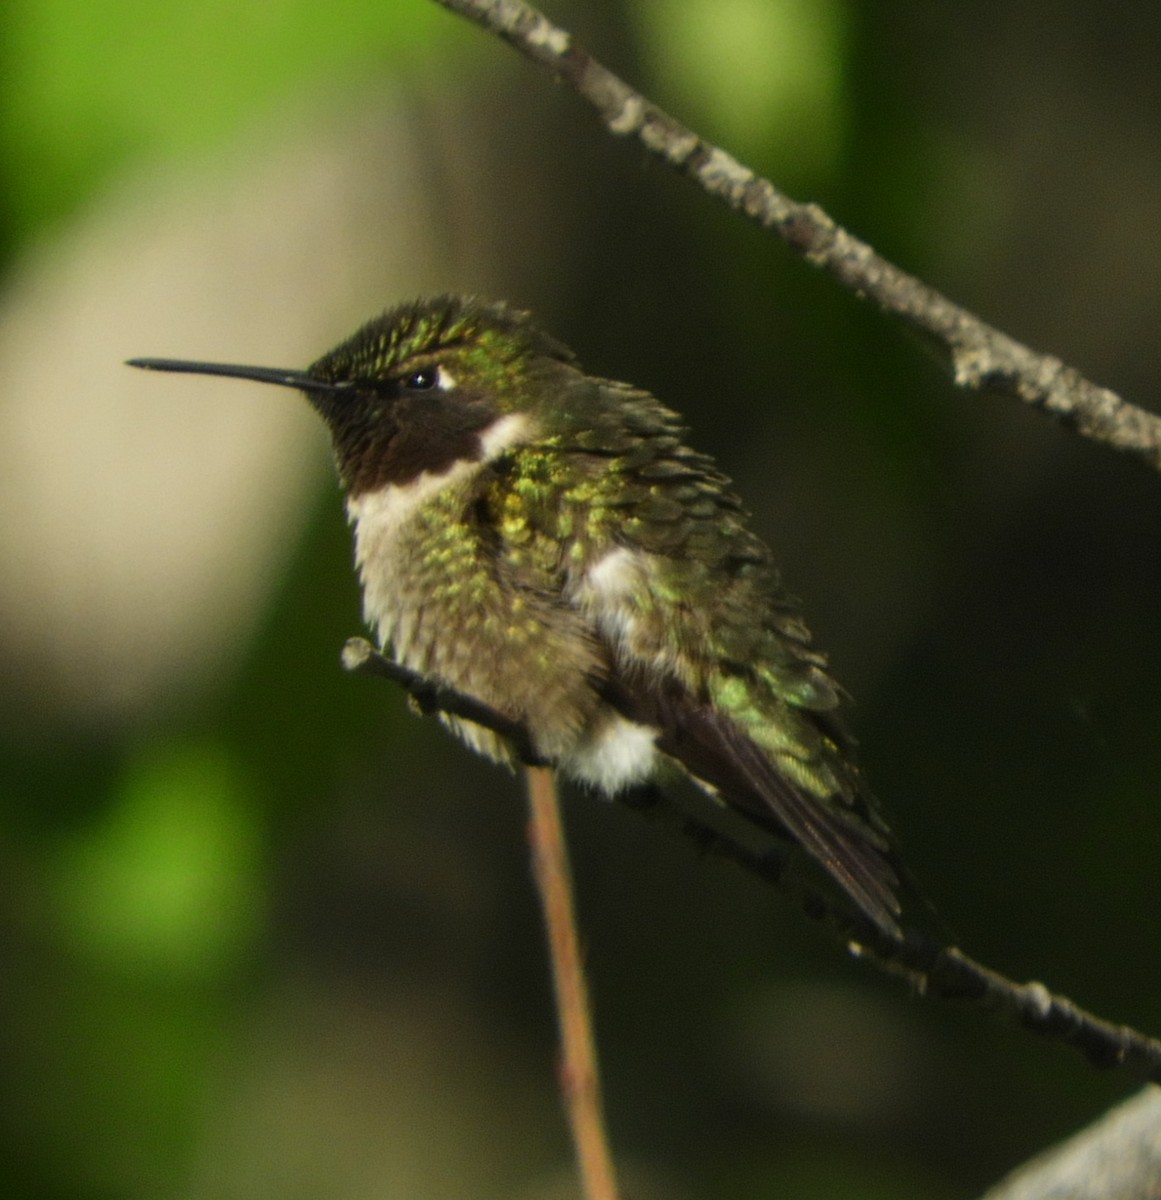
[431,0,1161,471]
[342,637,1161,1085]
[526,766,621,1200]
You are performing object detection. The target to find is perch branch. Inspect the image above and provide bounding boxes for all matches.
[341,637,545,765]
[343,636,1161,1085]
[431,0,1161,471]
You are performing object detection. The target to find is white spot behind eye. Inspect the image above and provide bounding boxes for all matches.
[437,365,457,390]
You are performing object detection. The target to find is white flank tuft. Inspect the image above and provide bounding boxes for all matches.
[565,714,658,793]
[571,546,652,648]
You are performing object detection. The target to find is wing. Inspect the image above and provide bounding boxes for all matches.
[626,678,903,938]
[559,380,904,937]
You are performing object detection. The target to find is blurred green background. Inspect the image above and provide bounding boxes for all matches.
[1,1,1159,1197]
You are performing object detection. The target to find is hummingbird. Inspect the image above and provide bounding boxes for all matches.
[130,295,903,938]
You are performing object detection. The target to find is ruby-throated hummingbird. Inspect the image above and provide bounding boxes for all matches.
[130,295,903,937]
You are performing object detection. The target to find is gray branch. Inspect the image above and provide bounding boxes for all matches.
[978,1086,1161,1200]
[432,0,1161,471]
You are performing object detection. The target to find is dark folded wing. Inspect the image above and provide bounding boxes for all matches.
[614,678,903,938]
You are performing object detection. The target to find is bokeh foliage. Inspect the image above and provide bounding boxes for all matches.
[2,2,1160,1198]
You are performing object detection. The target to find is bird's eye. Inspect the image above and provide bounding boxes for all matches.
[403,367,437,391]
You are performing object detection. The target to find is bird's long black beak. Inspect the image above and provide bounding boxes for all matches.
[127,358,348,393]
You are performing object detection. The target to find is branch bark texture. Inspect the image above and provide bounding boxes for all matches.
[432,0,1161,471]
[979,1086,1161,1200]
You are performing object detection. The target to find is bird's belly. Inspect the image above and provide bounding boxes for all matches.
[349,476,662,783]
[354,521,620,770]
